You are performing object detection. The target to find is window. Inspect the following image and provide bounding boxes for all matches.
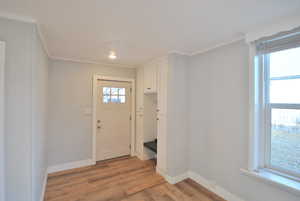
[253,31,300,180]
[267,47,300,177]
[102,87,126,103]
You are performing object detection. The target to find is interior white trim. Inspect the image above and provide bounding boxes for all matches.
[50,56,137,68]
[0,12,36,23]
[0,41,5,201]
[92,75,136,163]
[47,159,95,174]
[156,167,188,184]
[156,168,245,201]
[190,37,245,56]
[246,14,300,43]
[168,51,190,56]
[39,172,48,201]
[248,43,261,171]
[241,169,300,196]
[188,171,246,201]
[0,12,247,66]
[36,23,50,58]
[0,14,136,69]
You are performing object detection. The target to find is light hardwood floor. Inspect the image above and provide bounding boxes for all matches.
[45,156,225,201]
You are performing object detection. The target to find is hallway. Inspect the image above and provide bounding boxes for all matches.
[45,157,224,201]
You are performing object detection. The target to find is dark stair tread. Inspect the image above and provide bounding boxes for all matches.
[144,140,157,153]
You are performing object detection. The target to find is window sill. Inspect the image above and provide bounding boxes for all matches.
[241,168,300,196]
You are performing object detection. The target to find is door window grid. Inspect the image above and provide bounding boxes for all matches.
[102,87,126,104]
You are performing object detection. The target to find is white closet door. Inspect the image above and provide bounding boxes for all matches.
[144,62,157,94]
[136,67,144,158]
[157,58,168,173]
[157,59,168,115]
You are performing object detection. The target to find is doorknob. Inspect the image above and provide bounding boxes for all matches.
[97,126,101,129]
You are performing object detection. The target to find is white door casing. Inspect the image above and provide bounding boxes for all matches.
[156,58,168,174]
[96,80,132,161]
[0,41,5,201]
[135,67,144,159]
[92,75,136,163]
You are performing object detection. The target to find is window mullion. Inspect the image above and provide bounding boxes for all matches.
[270,103,300,110]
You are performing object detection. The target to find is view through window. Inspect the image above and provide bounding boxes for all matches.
[102,87,126,104]
[268,47,300,176]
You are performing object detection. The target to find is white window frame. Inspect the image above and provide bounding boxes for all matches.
[248,43,300,182]
[262,53,300,180]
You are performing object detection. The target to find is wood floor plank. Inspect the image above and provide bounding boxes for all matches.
[44,157,225,201]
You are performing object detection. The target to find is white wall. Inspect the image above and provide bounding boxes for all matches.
[166,53,189,176]
[0,17,49,201]
[0,17,33,201]
[31,26,49,201]
[188,40,299,201]
[0,41,5,201]
[48,60,135,166]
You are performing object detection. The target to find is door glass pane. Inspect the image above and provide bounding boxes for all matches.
[119,95,126,103]
[103,95,110,103]
[111,88,118,95]
[270,47,300,78]
[271,108,300,174]
[111,95,118,103]
[103,87,110,95]
[270,79,300,104]
[119,88,125,95]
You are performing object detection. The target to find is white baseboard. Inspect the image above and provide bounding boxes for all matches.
[47,159,95,174]
[46,159,245,201]
[188,171,246,201]
[156,167,188,184]
[135,152,143,160]
[155,168,245,201]
[40,171,48,201]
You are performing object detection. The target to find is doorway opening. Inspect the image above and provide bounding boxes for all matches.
[92,75,135,162]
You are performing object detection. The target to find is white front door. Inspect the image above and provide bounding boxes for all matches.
[96,80,132,161]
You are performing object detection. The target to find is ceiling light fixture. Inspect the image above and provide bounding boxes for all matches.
[108,51,117,60]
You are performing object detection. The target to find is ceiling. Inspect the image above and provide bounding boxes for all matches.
[0,0,300,67]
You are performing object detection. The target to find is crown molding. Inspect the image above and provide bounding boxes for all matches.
[245,14,300,43]
[49,56,137,68]
[0,12,135,68]
[0,12,246,66]
[0,13,51,59]
[168,36,245,57]
[36,23,50,57]
[0,12,36,23]
[168,50,190,56]
[189,36,245,56]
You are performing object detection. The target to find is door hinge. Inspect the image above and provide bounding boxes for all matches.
[129,144,131,149]
[130,88,132,93]
[129,114,132,120]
